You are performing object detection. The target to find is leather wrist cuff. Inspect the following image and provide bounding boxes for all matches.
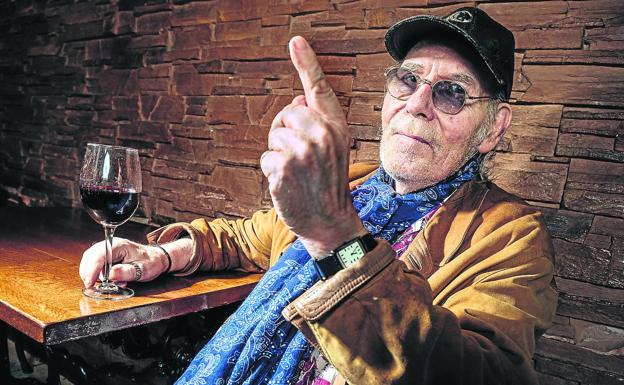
[146,223,204,276]
[283,240,394,322]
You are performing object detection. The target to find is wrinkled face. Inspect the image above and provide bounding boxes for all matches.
[380,42,492,193]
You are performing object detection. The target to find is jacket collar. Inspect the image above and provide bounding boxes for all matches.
[403,179,489,277]
[348,163,490,277]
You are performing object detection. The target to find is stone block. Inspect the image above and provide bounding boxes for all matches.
[480,1,569,29]
[129,33,167,49]
[246,95,292,126]
[536,337,624,376]
[111,96,139,121]
[143,95,184,123]
[98,69,139,96]
[206,95,249,125]
[524,49,624,66]
[347,95,383,126]
[270,0,329,17]
[563,106,624,120]
[518,65,624,107]
[554,238,612,286]
[568,158,624,194]
[62,20,105,42]
[170,25,212,51]
[204,46,288,60]
[568,0,624,27]
[171,1,217,27]
[544,314,575,341]
[556,141,623,162]
[490,153,567,203]
[570,318,624,354]
[311,7,366,29]
[198,164,263,206]
[515,28,583,50]
[555,277,624,328]
[311,36,385,55]
[113,11,134,35]
[262,15,290,27]
[224,59,292,75]
[173,65,203,95]
[591,216,624,238]
[558,133,614,151]
[217,0,272,22]
[138,78,169,92]
[505,105,562,156]
[85,38,113,63]
[138,63,170,79]
[138,121,170,142]
[538,208,593,243]
[536,354,624,385]
[135,11,171,34]
[214,19,261,42]
[564,189,624,219]
[318,55,356,74]
[584,233,613,250]
[260,25,291,46]
[561,117,622,137]
[536,372,578,385]
[352,140,380,163]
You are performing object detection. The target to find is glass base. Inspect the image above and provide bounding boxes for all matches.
[82,282,134,300]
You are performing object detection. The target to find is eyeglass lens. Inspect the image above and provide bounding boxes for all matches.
[391,68,467,114]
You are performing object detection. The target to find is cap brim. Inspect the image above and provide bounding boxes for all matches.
[385,15,504,87]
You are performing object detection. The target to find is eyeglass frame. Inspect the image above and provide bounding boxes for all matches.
[383,64,498,115]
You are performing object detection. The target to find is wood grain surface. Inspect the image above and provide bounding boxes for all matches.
[0,207,261,345]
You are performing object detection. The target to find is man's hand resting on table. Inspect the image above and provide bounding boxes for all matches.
[79,237,192,288]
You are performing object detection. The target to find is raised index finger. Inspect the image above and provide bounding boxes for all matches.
[289,36,344,122]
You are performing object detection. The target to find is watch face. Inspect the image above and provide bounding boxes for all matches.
[337,241,365,267]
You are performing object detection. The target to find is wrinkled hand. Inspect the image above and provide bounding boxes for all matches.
[79,238,168,288]
[260,36,366,259]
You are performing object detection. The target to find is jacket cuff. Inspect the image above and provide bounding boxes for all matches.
[283,240,395,323]
[146,223,206,277]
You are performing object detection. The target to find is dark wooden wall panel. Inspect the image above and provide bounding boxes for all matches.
[0,1,622,383]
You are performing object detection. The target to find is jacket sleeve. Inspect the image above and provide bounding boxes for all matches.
[146,208,286,276]
[282,211,558,385]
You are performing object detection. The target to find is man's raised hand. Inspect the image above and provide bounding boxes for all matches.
[260,36,366,259]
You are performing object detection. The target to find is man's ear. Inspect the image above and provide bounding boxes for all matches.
[477,102,512,154]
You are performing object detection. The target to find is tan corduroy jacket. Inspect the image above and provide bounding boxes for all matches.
[148,162,558,385]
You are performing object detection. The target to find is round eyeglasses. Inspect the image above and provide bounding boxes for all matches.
[384,66,496,115]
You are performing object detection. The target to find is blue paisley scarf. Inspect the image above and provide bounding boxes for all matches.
[176,156,481,385]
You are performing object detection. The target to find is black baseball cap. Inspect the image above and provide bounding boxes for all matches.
[384,7,515,100]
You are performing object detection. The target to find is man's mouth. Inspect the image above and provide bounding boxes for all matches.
[395,131,431,146]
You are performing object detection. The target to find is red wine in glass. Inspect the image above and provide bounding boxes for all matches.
[79,143,142,300]
[80,186,139,226]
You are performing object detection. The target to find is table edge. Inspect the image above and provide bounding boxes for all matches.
[42,280,259,345]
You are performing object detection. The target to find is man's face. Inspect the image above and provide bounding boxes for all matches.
[380,42,493,193]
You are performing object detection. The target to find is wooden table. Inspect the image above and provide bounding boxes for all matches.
[0,206,261,383]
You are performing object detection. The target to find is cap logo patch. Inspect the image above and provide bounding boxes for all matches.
[446,10,473,23]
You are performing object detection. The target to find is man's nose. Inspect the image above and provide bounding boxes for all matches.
[405,83,435,121]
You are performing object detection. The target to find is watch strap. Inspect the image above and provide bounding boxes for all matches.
[313,233,377,280]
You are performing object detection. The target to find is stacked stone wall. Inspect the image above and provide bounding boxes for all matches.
[0,1,622,383]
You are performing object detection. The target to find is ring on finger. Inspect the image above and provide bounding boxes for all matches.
[130,261,143,282]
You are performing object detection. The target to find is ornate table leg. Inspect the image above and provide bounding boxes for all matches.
[1,320,10,382]
[14,332,33,374]
[44,347,60,385]
[0,321,44,385]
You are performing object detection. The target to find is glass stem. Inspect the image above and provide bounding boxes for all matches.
[102,225,117,287]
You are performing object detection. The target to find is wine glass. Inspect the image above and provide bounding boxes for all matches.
[79,143,142,300]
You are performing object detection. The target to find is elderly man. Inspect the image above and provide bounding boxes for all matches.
[80,7,557,385]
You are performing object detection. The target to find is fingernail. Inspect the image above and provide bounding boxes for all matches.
[293,36,307,51]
